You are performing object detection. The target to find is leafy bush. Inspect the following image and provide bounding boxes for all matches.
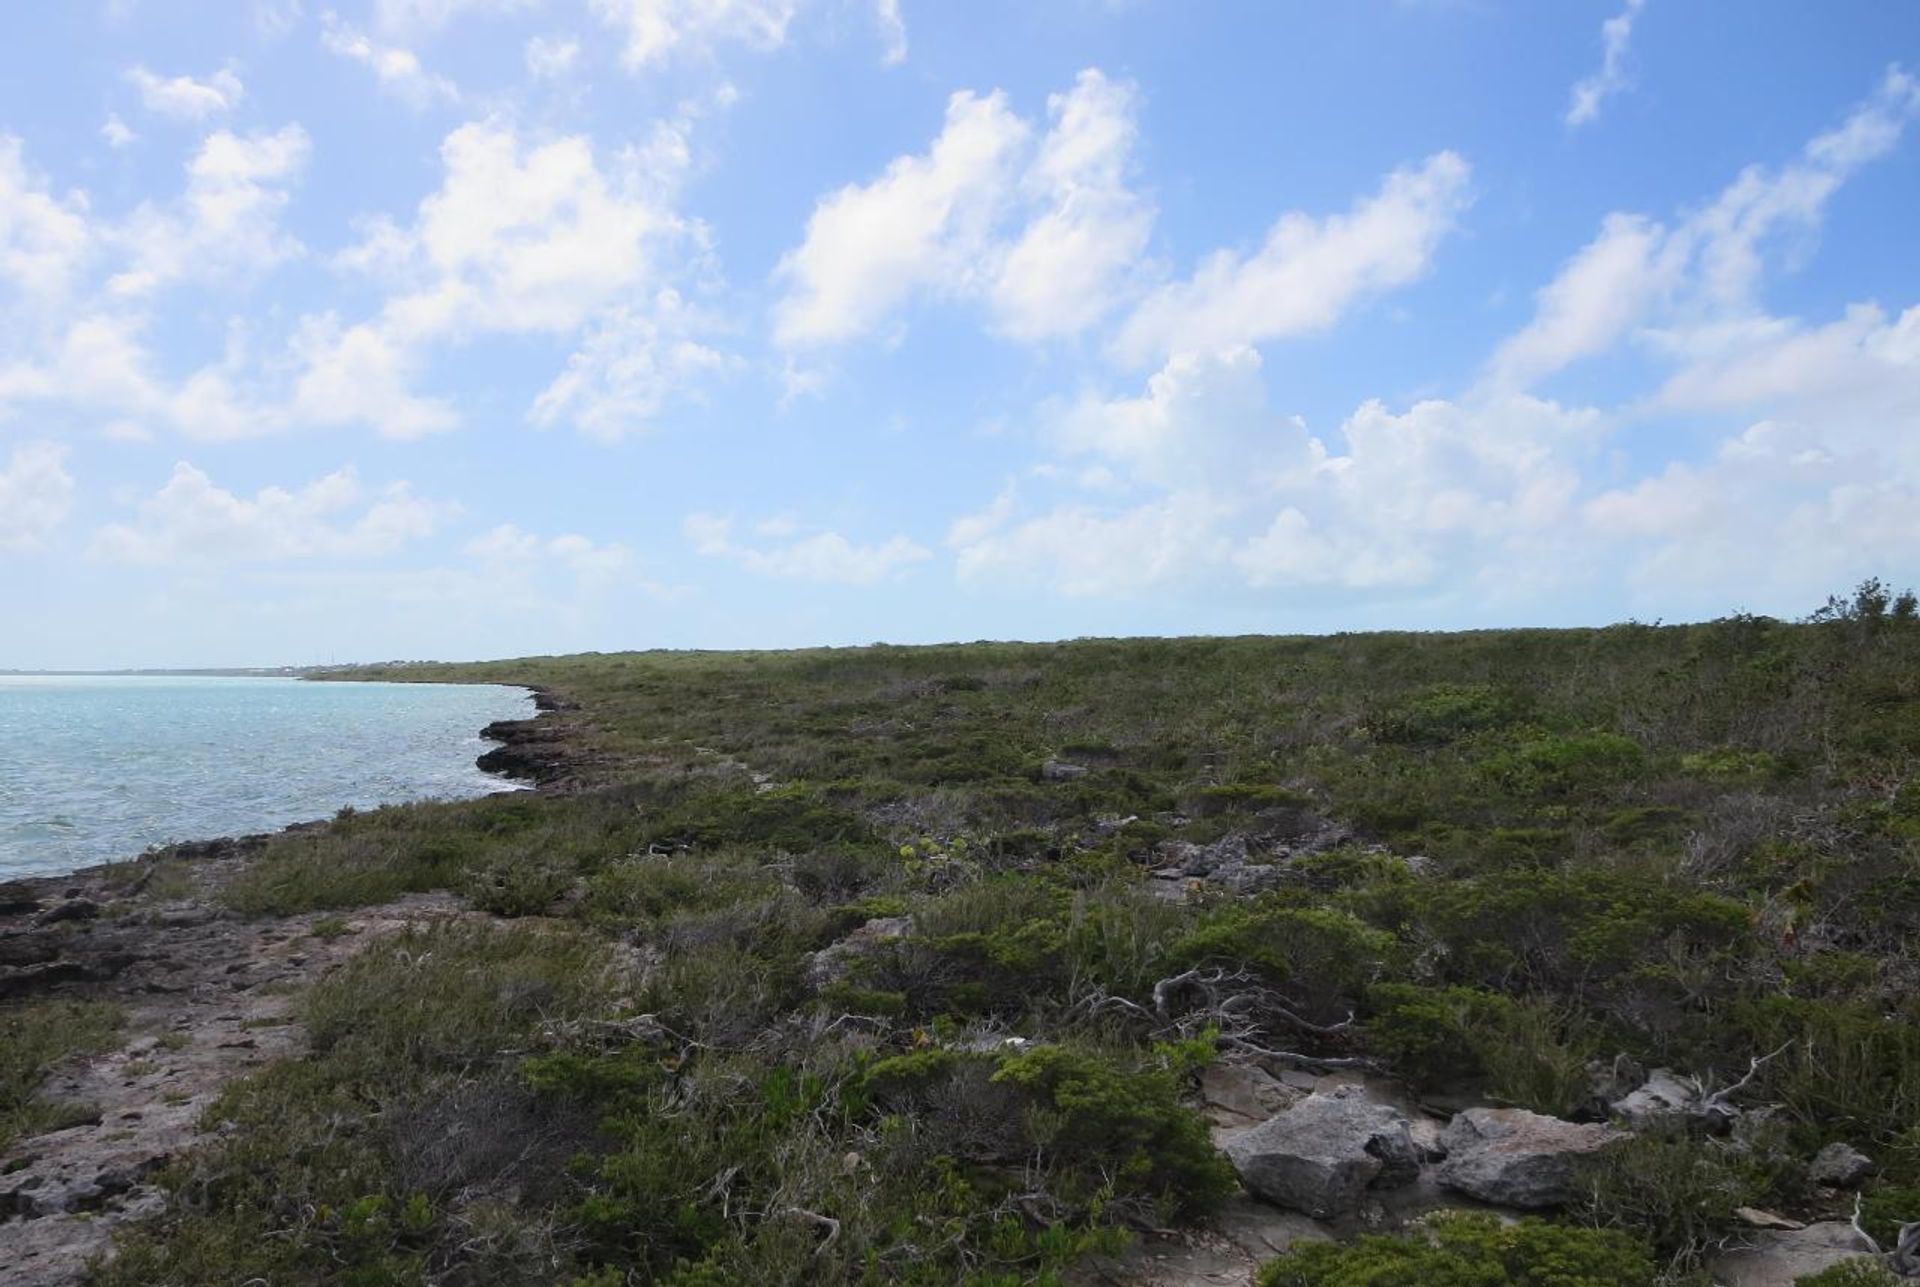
[468,850,573,916]
[1483,732,1646,796]
[1,1000,122,1154]
[1365,984,1592,1114]
[1257,1211,1655,1286]
[1369,684,1524,745]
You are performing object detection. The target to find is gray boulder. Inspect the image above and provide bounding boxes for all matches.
[1200,1062,1299,1127]
[1436,1107,1619,1208]
[1710,1221,1881,1286]
[1808,1141,1874,1188]
[1039,760,1089,782]
[1609,1067,1701,1130]
[803,916,913,990]
[1224,1085,1420,1218]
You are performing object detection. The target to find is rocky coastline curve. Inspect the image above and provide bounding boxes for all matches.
[0,680,587,1286]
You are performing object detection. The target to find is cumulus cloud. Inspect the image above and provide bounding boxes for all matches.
[321,15,461,106]
[1109,151,1471,366]
[0,441,74,552]
[590,0,799,68]
[951,347,1597,599]
[991,70,1154,341]
[1566,0,1646,128]
[101,114,138,148]
[372,0,535,35]
[1489,67,1920,392]
[313,116,724,438]
[775,69,1154,347]
[524,34,581,77]
[125,65,245,120]
[873,0,906,65]
[774,88,1029,346]
[467,522,634,579]
[0,138,94,301]
[92,463,451,564]
[109,125,312,296]
[686,512,931,583]
[346,119,695,340]
[529,294,736,440]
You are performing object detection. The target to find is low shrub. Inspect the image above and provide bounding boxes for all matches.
[1258,1211,1656,1286]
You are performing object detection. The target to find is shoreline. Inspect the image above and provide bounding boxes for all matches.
[0,680,567,899]
[0,682,589,1284]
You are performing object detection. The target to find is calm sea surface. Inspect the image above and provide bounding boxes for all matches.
[0,675,532,880]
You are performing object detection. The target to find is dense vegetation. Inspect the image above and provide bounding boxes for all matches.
[99,582,1920,1283]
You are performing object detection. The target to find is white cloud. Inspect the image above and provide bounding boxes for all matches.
[1483,212,1676,389]
[373,0,535,35]
[125,65,245,120]
[0,441,74,552]
[110,125,312,295]
[525,34,581,77]
[951,347,1599,599]
[467,522,633,579]
[93,463,451,564]
[101,114,138,148]
[1566,0,1646,128]
[311,117,722,437]
[873,0,906,65]
[686,512,931,583]
[529,293,735,440]
[775,68,1156,347]
[590,0,800,68]
[358,119,694,340]
[1110,151,1471,366]
[290,315,459,440]
[774,88,1028,346]
[990,69,1153,341]
[1491,67,1920,391]
[0,138,94,301]
[321,16,461,106]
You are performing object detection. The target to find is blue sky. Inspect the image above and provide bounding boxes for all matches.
[1,0,1917,667]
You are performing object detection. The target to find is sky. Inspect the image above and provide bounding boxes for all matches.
[1,1,1917,668]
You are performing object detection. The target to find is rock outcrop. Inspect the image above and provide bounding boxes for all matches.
[1808,1141,1873,1188]
[803,916,914,990]
[1435,1107,1619,1208]
[1224,1085,1420,1218]
[1710,1221,1882,1286]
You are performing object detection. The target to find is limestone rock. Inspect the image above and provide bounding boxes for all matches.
[1808,1141,1874,1188]
[1436,1107,1619,1208]
[1609,1067,1701,1130]
[1224,1085,1420,1218]
[1710,1221,1880,1287]
[803,916,913,990]
[1199,1062,1299,1127]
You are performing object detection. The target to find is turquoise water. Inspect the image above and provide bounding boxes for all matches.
[0,675,532,880]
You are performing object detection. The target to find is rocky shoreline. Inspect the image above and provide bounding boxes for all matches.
[0,685,584,1286]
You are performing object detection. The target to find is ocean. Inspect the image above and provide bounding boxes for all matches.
[0,675,532,881]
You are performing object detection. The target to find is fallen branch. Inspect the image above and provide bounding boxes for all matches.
[783,1207,843,1257]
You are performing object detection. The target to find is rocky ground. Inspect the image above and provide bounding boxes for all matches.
[0,849,491,1286]
[0,700,571,1286]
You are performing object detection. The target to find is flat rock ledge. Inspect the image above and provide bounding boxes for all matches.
[1435,1107,1621,1208]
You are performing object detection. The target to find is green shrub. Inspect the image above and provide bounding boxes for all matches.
[468,851,573,917]
[1573,1131,1769,1271]
[1,1000,122,1154]
[1258,1211,1655,1286]
[1484,732,1646,796]
[1370,684,1524,745]
[1365,984,1593,1114]
[1793,1263,1900,1286]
